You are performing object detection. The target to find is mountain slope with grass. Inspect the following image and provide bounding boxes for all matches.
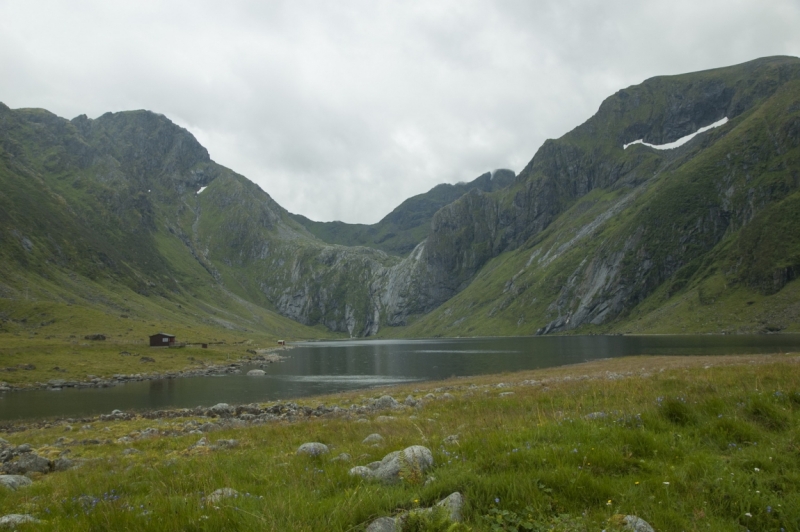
[386,55,800,337]
[2,55,800,340]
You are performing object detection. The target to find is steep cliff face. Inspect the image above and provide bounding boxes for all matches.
[397,56,800,336]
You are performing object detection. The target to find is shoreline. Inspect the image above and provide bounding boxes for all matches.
[1,351,796,433]
[0,346,292,393]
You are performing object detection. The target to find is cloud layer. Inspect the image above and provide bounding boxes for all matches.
[2,0,799,223]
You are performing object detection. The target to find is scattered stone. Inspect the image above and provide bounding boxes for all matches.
[297,442,329,457]
[585,411,608,420]
[424,393,435,401]
[191,437,210,449]
[0,475,32,491]
[140,356,156,363]
[499,392,515,397]
[2,453,51,475]
[365,492,463,531]
[362,433,384,445]
[443,434,459,446]
[434,492,464,522]
[246,369,265,376]
[441,393,454,400]
[216,439,239,449]
[53,457,75,471]
[372,395,399,410]
[349,445,433,484]
[348,465,372,478]
[122,448,140,456]
[366,517,398,532]
[206,487,239,504]
[375,416,396,423]
[404,395,417,407]
[0,514,40,528]
[331,453,351,462]
[208,403,234,417]
[622,515,656,532]
[84,334,106,341]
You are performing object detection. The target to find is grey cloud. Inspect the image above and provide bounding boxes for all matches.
[1,0,798,223]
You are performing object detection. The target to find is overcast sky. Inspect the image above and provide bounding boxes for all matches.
[2,1,799,223]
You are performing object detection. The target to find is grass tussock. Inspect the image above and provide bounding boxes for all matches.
[0,354,798,530]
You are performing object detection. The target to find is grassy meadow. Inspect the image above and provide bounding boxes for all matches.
[0,354,798,531]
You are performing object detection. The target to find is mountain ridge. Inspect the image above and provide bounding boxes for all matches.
[2,55,799,339]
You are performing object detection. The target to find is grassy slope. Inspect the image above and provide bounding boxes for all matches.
[0,354,798,530]
[383,70,800,338]
[0,107,334,385]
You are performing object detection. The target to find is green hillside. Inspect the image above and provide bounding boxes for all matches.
[385,56,800,336]
[2,55,800,343]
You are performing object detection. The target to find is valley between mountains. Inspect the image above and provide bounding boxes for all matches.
[2,55,800,343]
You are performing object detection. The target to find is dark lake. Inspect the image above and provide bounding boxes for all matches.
[2,334,800,421]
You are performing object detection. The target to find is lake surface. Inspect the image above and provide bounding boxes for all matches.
[2,334,800,421]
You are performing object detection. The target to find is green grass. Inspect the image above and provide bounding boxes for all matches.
[1,354,798,530]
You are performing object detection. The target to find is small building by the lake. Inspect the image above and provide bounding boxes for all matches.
[149,333,176,347]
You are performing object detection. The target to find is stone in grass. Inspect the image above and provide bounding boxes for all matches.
[362,433,384,445]
[206,488,239,504]
[371,395,399,410]
[610,514,655,532]
[330,453,351,462]
[0,475,32,491]
[623,515,655,532]
[349,445,433,484]
[0,514,40,528]
[365,492,464,531]
[296,442,329,457]
[2,454,51,475]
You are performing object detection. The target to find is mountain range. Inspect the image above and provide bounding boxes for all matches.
[1,55,799,339]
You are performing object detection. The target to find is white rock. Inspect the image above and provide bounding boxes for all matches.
[0,514,40,528]
[246,369,265,376]
[623,515,656,532]
[206,487,239,504]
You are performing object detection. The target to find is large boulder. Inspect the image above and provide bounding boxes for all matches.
[349,445,433,484]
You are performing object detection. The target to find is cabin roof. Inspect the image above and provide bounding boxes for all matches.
[149,332,175,338]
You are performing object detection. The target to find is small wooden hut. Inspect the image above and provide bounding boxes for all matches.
[149,332,176,347]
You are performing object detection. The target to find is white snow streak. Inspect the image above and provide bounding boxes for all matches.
[624,117,728,150]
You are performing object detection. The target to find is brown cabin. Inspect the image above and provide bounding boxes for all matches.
[149,333,176,347]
